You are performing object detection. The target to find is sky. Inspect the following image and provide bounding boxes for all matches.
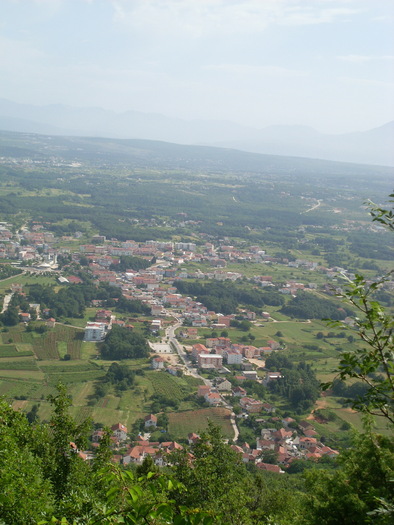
[1,0,393,134]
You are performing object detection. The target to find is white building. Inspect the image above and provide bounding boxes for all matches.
[84,322,106,342]
[225,350,243,365]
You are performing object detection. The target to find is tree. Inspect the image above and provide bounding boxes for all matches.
[0,305,20,326]
[323,195,394,424]
[303,431,394,525]
[157,412,169,431]
[170,422,255,523]
[0,399,54,523]
[46,383,92,499]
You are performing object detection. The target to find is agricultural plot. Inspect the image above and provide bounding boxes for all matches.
[67,339,82,359]
[33,332,60,360]
[0,359,38,370]
[0,344,33,357]
[47,369,105,385]
[168,407,234,440]
[183,375,203,387]
[0,379,41,398]
[147,371,186,401]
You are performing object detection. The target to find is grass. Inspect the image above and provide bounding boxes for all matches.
[0,369,45,380]
[168,407,234,440]
[0,359,38,370]
[0,273,57,294]
[0,344,33,357]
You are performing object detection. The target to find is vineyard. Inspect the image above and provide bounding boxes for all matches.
[148,372,187,401]
[33,332,60,360]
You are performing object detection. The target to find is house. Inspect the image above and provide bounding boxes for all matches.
[299,437,318,450]
[197,385,211,397]
[198,354,223,369]
[188,432,200,445]
[232,386,247,397]
[144,414,158,428]
[46,317,56,328]
[151,357,165,370]
[204,392,221,405]
[267,340,280,350]
[217,379,232,392]
[257,463,284,474]
[19,312,31,323]
[92,429,105,443]
[263,372,282,386]
[96,309,112,321]
[84,322,106,342]
[151,319,161,332]
[111,423,128,442]
[123,445,157,465]
[191,343,209,362]
[240,397,263,413]
[243,371,258,381]
[68,275,83,284]
[225,350,243,365]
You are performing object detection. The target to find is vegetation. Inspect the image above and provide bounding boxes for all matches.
[323,195,394,424]
[100,325,150,360]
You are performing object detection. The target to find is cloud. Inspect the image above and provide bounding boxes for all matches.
[203,63,307,77]
[110,0,363,38]
[338,54,394,63]
[340,75,394,88]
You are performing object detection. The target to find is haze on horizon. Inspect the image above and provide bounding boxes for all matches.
[1,0,393,135]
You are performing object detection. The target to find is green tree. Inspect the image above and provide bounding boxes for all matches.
[47,383,92,500]
[303,431,394,525]
[170,422,255,524]
[323,195,394,424]
[0,399,54,523]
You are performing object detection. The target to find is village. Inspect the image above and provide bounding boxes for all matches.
[0,219,348,471]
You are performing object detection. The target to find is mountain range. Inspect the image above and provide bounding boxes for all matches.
[0,98,393,167]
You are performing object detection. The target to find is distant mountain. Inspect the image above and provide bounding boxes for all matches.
[214,122,394,167]
[0,98,393,166]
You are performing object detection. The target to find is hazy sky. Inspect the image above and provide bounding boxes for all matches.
[1,0,393,133]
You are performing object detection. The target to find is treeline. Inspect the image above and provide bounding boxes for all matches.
[348,231,393,260]
[265,354,321,411]
[280,291,352,320]
[174,280,284,315]
[0,264,22,280]
[110,255,151,272]
[27,283,104,318]
[100,325,150,360]
[26,283,149,318]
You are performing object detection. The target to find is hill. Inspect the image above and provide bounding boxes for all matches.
[0,98,393,166]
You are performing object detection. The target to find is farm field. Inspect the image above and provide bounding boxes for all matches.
[168,407,234,440]
[0,318,204,430]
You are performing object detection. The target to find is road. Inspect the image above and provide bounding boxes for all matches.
[164,317,239,440]
[301,199,322,214]
[1,292,14,314]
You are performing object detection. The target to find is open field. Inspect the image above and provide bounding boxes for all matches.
[168,407,234,440]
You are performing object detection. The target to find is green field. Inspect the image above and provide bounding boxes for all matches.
[168,407,234,440]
